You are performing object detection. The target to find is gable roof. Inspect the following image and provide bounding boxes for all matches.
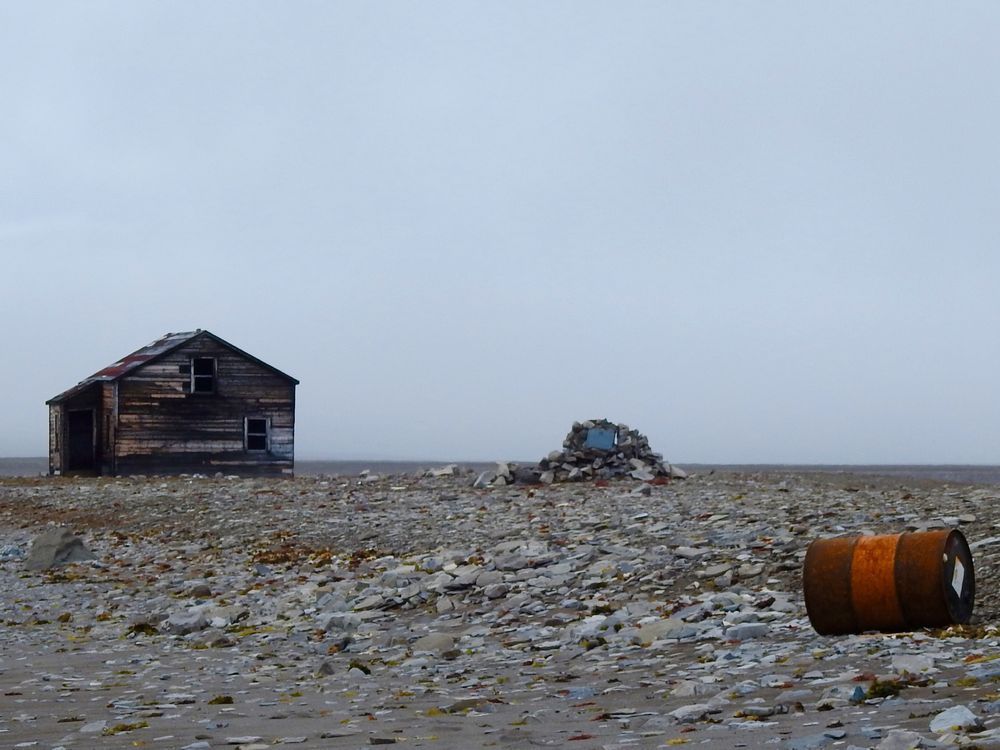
[47,330,299,404]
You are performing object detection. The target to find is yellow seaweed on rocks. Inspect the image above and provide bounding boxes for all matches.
[931,624,996,639]
[229,624,275,637]
[866,678,907,699]
[964,653,1000,664]
[102,720,148,735]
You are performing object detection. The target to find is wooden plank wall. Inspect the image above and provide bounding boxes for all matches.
[101,383,116,475]
[48,405,61,475]
[114,337,295,475]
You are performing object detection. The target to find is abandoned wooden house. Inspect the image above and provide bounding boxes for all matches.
[46,330,298,476]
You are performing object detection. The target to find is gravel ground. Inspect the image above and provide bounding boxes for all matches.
[1,469,999,749]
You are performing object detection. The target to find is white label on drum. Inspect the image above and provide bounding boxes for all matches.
[952,558,965,596]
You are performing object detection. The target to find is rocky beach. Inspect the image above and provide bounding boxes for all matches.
[2,469,1000,749]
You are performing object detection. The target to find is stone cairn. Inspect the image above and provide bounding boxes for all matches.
[475,419,685,487]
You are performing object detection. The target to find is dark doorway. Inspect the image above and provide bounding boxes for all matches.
[67,409,95,471]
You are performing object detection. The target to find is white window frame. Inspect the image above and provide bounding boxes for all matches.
[244,416,270,453]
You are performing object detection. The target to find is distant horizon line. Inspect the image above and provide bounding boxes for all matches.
[1,456,999,468]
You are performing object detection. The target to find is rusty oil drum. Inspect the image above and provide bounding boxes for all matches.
[803,529,975,635]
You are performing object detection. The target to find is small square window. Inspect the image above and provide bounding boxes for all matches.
[191,358,215,393]
[245,417,269,452]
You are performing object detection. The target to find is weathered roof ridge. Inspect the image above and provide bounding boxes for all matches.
[47,329,298,405]
[90,330,202,381]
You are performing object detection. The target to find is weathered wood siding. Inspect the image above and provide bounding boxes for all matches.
[48,405,62,475]
[101,383,116,476]
[114,337,295,476]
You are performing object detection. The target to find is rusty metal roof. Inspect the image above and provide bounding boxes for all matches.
[47,330,298,404]
[92,330,201,380]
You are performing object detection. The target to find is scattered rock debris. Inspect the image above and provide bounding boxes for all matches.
[0,469,999,748]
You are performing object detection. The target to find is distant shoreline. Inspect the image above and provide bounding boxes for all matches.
[3,457,1000,485]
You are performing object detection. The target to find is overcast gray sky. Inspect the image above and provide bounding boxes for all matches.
[3,2,999,464]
